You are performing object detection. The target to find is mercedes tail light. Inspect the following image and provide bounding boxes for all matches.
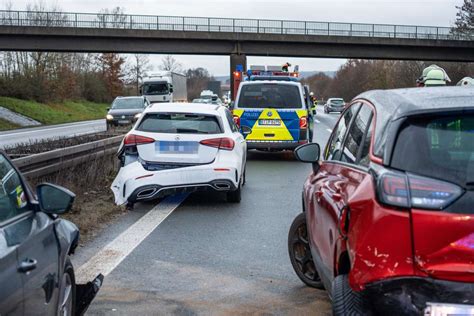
[377,170,463,210]
[299,116,308,129]
[233,115,241,128]
[200,138,235,151]
[124,134,155,146]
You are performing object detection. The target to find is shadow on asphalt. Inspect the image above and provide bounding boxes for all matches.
[247,149,297,162]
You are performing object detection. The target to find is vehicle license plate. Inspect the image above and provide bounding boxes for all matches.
[259,119,281,126]
[118,120,130,124]
[156,141,198,154]
[424,302,474,316]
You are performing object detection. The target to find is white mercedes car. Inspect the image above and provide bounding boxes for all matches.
[111,103,249,206]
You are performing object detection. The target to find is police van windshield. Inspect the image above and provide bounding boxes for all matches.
[237,84,302,109]
[143,82,169,95]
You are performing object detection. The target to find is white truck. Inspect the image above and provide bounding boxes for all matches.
[140,71,187,103]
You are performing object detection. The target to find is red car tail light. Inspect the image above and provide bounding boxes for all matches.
[299,116,308,129]
[124,134,155,146]
[233,115,241,127]
[200,137,235,151]
[378,171,463,210]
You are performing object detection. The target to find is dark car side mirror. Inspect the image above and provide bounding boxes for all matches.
[295,143,321,173]
[37,183,76,214]
[106,108,110,111]
[241,125,252,135]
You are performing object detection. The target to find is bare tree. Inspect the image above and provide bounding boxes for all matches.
[159,55,183,73]
[97,7,127,29]
[129,54,153,94]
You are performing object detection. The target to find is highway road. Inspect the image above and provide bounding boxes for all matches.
[0,119,106,149]
[74,107,340,315]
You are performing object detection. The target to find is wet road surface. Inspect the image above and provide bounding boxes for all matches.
[83,108,340,315]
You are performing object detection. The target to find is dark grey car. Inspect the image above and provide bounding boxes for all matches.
[324,98,346,113]
[0,152,103,315]
[106,96,149,130]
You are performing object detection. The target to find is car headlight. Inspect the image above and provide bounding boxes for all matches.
[134,113,142,120]
[106,114,114,120]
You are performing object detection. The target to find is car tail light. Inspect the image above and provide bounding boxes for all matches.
[233,115,241,127]
[200,137,235,151]
[124,134,155,146]
[300,116,308,129]
[377,170,463,210]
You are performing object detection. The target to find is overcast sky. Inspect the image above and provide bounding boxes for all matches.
[5,0,464,75]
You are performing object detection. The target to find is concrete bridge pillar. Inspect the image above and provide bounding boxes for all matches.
[230,53,247,101]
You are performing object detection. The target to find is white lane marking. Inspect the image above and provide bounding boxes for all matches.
[315,119,321,123]
[75,194,187,283]
[326,129,332,133]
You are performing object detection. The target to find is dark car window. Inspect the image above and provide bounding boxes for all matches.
[325,103,361,161]
[0,155,29,223]
[391,113,474,188]
[112,98,145,110]
[237,84,303,109]
[137,113,223,134]
[359,122,374,167]
[341,105,373,165]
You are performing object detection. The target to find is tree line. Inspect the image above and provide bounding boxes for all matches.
[0,4,215,104]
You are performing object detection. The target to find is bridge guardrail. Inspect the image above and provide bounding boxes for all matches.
[0,10,471,41]
[12,135,123,178]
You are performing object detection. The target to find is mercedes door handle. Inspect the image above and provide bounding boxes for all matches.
[18,258,37,273]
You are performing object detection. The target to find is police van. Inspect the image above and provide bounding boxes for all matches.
[232,66,313,151]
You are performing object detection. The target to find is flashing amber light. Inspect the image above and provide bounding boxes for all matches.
[233,71,241,78]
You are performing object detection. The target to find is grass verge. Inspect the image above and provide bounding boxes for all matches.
[0,97,109,125]
[0,118,20,130]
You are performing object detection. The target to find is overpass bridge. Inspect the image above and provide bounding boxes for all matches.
[0,10,473,97]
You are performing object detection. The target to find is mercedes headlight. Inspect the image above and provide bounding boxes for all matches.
[106,114,114,120]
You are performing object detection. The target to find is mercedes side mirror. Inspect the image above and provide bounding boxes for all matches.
[294,143,321,173]
[37,183,75,214]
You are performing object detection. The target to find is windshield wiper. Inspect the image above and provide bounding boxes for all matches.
[176,128,200,134]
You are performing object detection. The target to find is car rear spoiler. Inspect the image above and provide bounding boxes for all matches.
[75,274,104,315]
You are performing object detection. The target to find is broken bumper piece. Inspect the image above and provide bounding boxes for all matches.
[364,277,474,315]
[75,274,104,315]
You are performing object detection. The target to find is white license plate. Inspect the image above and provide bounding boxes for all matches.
[424,302,474,316]
[156,141,198,154]
[118,120,130,124]
[259,119,281,126]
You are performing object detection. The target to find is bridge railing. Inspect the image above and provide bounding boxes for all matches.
[0,10,470,41]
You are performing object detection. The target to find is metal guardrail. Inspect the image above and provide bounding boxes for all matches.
[13,135,123,178]
[0,10,471,41]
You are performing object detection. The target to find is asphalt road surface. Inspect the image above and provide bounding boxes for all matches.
[0,119,106,149]
[78,107,340,315]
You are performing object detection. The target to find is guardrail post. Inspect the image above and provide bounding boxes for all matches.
[75,13,77,27]
[415,26,418,39]
[350,23,352,36]
[327,23,330,36]
[17,11,20,26]
[281,20,283,34]
[208,18,210,32]
[372,24,374,37]
[182,17,185,31]
[156,16,159,30]
[233,18,235,32]
[257,20,259,33]
[129,15,132,29]
[305,21,307,35]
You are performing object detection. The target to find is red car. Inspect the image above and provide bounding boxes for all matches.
[288,87,474,315]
